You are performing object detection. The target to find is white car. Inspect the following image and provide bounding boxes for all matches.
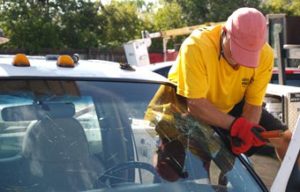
[0,54,298,192]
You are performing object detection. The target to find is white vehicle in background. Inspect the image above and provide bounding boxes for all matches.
[0,54,298,192]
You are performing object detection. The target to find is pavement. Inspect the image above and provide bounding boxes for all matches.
[250,149,281,189]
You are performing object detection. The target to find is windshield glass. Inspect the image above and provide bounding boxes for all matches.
[0,80,264,192]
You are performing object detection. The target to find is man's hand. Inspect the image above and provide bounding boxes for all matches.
[230,117,267,155]
[155,139,188,181]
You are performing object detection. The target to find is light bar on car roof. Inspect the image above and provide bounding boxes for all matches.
[12,53,30,67]
[57,55,75,68]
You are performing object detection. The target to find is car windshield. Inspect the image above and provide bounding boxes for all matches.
[0,80,265,192]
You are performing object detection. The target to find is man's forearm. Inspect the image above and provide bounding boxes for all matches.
[241,102,262,124]
[187,98,235,130]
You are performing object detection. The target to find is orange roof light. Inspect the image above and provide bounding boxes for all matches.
[57,55,75,68]
[12,53,30,67]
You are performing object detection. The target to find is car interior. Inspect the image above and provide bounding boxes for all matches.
[0,80,267,192]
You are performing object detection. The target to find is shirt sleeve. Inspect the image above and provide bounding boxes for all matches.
[245,45,274,106]
[168,42,209,99]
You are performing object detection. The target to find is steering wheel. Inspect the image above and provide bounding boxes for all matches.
[95,161,162,187]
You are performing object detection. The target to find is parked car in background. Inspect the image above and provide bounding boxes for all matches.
[0,54,299,192]
[138,61,174,78]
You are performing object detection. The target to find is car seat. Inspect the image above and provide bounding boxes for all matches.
[21,103,102,191]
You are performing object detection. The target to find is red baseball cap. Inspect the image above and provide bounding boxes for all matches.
[225,7,267,68]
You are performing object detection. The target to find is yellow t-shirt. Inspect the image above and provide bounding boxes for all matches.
[168,24,274,113]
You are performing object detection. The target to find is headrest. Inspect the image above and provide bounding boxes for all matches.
[1,103,75,121]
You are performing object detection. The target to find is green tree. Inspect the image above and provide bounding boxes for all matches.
[163,0,261,24]
[153,1,185,30]
[148,1,185,51]
[99,1,146,48]
[0,0,103,52]
[58,0,102,49]
[205,0,261,21]
[262,0,300,16]
[1,0,291,53]
[0,0,62,52]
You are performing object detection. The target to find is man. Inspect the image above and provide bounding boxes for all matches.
[168,7,291,159]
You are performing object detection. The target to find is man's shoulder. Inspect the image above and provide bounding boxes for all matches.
[260,43,275,63]
[182,24,222,51]
[262,43,274,54]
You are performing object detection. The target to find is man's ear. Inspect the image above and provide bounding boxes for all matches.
[222,26,227,34]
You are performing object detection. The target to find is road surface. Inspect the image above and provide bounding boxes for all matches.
[250,154,281,189]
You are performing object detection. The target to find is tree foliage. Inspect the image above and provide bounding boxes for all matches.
[98,1,145,48]
[0,0,103,52]
[0,0,61,52]
[0,0,296,53]
[153,1,185,30]
[261,0,300,16]
[58,0,102,49]
[163,0,261,24]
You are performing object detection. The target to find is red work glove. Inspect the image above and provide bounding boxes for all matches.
[155,139,188,181]
[230,117,267,155]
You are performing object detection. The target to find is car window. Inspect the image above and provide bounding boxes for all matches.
[154,66,171,78]
[0,80,266,192]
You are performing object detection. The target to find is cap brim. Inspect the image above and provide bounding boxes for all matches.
[0,37,9,45]
[230,39,259,68]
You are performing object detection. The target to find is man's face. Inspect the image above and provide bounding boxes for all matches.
[222,32,240,69]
